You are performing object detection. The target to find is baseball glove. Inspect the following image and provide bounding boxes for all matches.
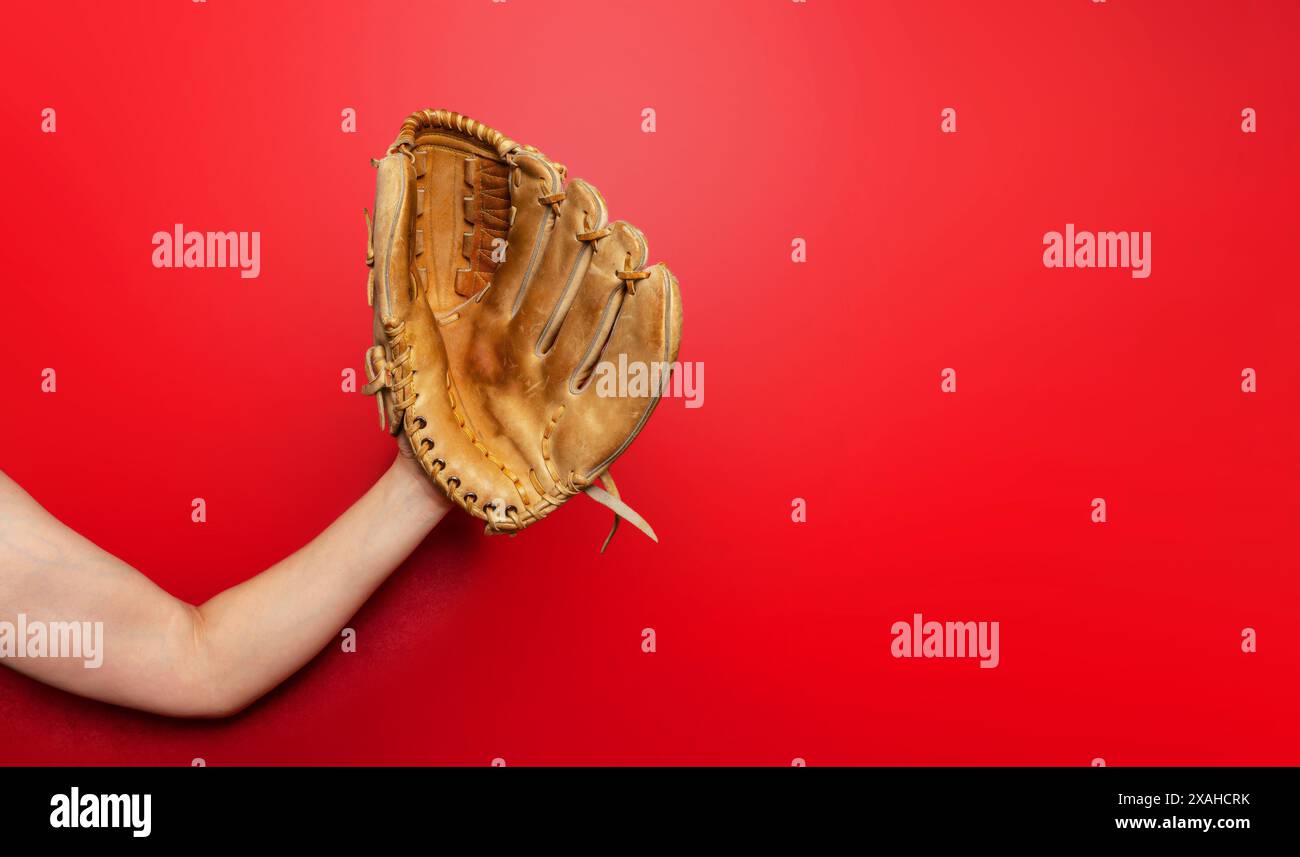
[361,109,682,549]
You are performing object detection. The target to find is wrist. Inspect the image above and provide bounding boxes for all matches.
[385,454,452,528]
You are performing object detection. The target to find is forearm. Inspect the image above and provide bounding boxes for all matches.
[194,457,449,714]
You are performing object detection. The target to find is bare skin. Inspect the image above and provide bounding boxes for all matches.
[0,441,450,718]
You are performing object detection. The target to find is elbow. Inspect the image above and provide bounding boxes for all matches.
[159,686,255,720]
[147,694,252,721]
[165,684,259,721]
[187,695,253,720]
[166,603,258,720]
[134,672,254,720]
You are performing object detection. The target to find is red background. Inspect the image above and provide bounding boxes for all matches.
[1,0,1297,765]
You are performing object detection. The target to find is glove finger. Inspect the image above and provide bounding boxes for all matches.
[545,220,648,392]
[555,263,682,483]
[372,153,417,325]
[368,152,419,433]
[480,153,564,317]
[510,179,608,352]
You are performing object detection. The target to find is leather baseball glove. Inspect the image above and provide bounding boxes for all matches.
[361,109,682,549]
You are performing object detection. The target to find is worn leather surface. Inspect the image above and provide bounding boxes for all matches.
[363,109,683,534]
